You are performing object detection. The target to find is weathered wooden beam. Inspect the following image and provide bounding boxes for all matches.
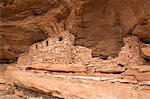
[24,63,127,74]
[25,63,86,72]
[88,65,126,73]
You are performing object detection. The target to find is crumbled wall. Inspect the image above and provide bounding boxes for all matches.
[17,31,146,67]
[17,31,75,65]
[17,31,96,66]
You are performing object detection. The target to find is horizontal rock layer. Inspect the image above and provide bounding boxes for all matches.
[9,70,150,99]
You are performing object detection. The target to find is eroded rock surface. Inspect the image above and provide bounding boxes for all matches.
[0,0,150,98]
[2,31,148,98]
[1,0,150,62]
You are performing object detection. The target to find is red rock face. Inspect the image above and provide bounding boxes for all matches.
[1,0,149,62]
[75,0,149,58]
[0,0,68,63]
[75,0,124,58]
[0,0,150,98]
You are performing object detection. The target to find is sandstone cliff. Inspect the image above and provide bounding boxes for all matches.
[0,0,150,98]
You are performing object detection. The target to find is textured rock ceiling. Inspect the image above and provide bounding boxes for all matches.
[0,0,150,63]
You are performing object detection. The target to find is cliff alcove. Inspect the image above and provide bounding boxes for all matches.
[75,0,124,58]
[0,0,150,98]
